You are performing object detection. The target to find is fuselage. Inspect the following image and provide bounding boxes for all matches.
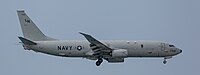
[17,10,182,66]
[27,40,182,58]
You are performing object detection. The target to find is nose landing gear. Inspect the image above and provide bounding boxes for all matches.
[163,59,167,64]
[163,56,172,64]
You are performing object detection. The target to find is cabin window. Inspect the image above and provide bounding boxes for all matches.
[141,44,143,48]
[127,41,130,44]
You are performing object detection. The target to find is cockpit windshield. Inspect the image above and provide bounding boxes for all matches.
[169,45,175,47]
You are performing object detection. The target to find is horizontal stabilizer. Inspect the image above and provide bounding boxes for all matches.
[18,37,37,45]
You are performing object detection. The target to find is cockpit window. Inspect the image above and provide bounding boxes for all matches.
[169,45,175,47]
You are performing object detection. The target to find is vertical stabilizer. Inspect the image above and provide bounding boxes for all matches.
[17,10,55,41]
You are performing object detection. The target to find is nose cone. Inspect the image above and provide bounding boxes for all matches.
[174,48,182,55]
[176,48,182,55]
[179,49,182,53]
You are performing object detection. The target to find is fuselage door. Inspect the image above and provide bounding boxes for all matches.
[161,43,166,51]
[159,43,169,56]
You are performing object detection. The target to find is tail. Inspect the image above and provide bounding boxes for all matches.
[17,10,55,41]
[18,37,37,45]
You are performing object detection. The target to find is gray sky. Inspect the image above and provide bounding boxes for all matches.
[0,0,199,75]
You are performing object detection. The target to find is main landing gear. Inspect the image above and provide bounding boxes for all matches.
[96,58,103,66]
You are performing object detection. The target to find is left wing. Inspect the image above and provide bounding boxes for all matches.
[79,32,113,56]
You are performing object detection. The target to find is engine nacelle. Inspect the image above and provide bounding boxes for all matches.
[106,58,124,63]
[112,49,128,58]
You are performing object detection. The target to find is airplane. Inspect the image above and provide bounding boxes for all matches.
[17,10,182,66]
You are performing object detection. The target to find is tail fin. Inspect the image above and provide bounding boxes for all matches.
[17,10,55,41]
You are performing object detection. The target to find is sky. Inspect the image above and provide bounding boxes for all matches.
[0,0,199,75]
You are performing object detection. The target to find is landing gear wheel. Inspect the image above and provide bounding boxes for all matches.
[98,58,103,63]
[96,61,101,66]
[163,59,167,64]
[96,58,103,66]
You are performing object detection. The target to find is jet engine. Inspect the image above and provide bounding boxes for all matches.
[106,58,124,63]
[112,49,128,58]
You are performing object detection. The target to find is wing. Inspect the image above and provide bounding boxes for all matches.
[79,32,112,56]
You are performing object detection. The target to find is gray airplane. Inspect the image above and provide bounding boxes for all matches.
[17,10,182,66]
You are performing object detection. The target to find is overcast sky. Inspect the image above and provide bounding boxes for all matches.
[0,0,199,75]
